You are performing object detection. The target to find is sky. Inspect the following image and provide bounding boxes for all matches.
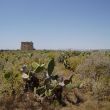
[0,0,110,50]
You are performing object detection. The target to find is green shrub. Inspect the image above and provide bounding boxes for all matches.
[66,56,84,71]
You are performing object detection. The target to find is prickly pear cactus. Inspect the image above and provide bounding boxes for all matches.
[31,62,45,73]
[48,58,55,76]
[31,62,39,69]
[45,89,52,97]
[35,64,45,73]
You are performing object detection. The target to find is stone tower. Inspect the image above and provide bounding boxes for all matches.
[21,42,34,50]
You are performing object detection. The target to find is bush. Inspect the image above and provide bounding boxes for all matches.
[76,52,110,100]
[66,56,84,71]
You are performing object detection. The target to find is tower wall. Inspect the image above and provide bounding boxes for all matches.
[21,42,34,50]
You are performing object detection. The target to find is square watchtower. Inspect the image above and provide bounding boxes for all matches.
[21,42,34,50]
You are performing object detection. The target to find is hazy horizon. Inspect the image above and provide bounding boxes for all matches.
[0,0,110,50]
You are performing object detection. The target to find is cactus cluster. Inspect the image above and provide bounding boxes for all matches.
[57,52,70,63]
[20,58,74,105]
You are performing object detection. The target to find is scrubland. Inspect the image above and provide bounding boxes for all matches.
[0,50,110,110]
